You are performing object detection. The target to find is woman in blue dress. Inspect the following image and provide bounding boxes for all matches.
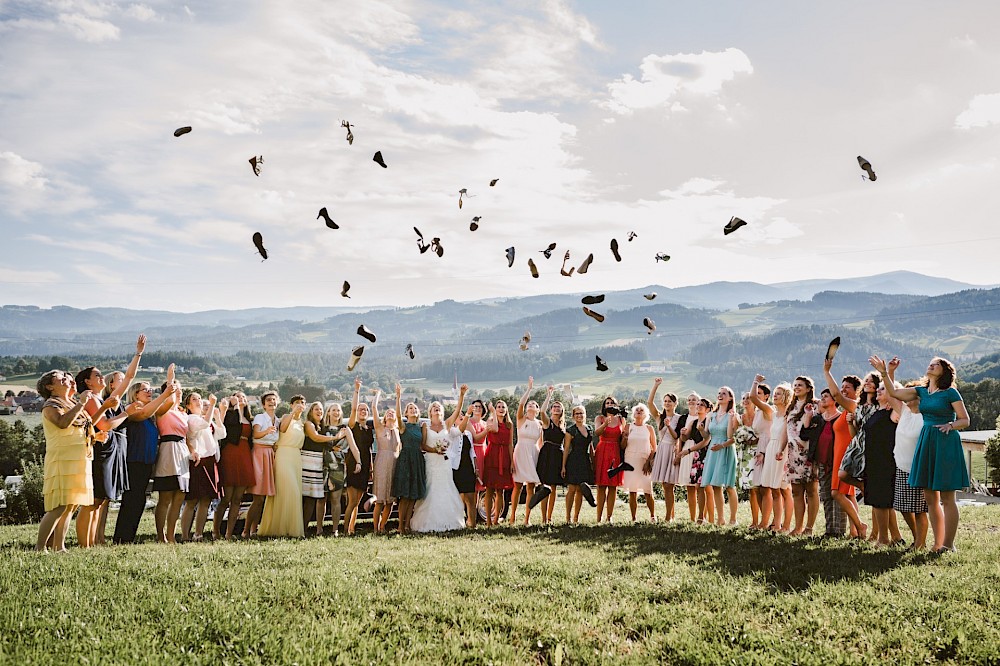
[872,355,971,554]
[700,387,739,525]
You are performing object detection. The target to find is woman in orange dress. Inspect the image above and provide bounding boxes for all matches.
[824,359,867,538]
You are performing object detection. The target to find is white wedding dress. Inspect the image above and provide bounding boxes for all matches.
[410,426,466,533]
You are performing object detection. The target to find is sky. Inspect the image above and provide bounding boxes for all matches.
[1,0,999,312]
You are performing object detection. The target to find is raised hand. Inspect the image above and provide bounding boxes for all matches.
[354,376,362,391]
[754,374,766,384]
[869,355,887,373]
[653,377,663,387]
[395,383,402,397]
[527,376,534,390]
[136,334,147,355]
[823,358,833,373]
[459,383,468,393]
[888,356,901,373]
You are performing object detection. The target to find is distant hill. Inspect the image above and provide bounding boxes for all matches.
[0,271,994,358]
[961,351,1000,383]
[681,325,937,390]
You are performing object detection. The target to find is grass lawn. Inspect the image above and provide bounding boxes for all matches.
[2,499,1000,664]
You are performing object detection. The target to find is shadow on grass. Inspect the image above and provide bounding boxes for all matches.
[526,521,924,592]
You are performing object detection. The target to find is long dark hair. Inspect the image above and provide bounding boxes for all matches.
[932,357,957,390]
[857,371,881,407]
[788,375,815,423]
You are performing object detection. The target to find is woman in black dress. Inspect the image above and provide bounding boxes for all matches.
[346,377,374,536]
[863,384,903,546]
[561,405,594,524]
[537,385,565,525]
[453,400,481,528]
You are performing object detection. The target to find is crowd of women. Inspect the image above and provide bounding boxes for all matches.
[33,334,971,556]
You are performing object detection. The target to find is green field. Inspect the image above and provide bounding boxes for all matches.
[2,501,1000,664]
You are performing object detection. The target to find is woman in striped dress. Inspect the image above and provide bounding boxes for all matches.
[302,402,343,536]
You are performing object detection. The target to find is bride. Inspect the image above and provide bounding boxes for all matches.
[411,385,468,533]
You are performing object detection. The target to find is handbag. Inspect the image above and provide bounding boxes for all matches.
[839,437,865,488]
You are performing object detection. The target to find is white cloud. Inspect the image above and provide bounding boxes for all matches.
[58,12,120,42]
[659,178,726,197]
[955,93,1000,129]
[123,4,160,22]
[0,152,49,190]
[604,48,753,115]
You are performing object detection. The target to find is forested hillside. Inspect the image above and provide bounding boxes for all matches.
[682,325,935,388]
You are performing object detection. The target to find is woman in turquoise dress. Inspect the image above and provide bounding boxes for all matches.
[392,394,427,534]
[872,355,971,554]
[700,387,739,525]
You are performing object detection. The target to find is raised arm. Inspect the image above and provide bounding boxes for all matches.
[394,383,404,431]
[824,359,856,412]
[646,377,663,423]
[128,385,177,421]
[371,389,384,436]
[485,402,499,433]
[539,385,555,428]
[112,333,146,400]
[446,384,468,429]
[154,365,177,416]
[748,374,774,417]
[348,376,362,428]
[869,355,919,402]
[517,376,534,423]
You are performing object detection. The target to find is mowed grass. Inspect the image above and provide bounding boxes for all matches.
[2,499,1000,665]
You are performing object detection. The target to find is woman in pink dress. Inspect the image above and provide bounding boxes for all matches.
[594,396,625,523]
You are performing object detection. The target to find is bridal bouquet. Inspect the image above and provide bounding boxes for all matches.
[732,425,759,451]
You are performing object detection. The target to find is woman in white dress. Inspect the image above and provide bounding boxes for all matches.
[510,377,542,526]
[621,404,657,522]
[410,387,467,533]
[745,379,773,530]
[757,378,791,531]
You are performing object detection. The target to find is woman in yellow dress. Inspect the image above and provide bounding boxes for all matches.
[34,370,114,552]
[259,395,306,537]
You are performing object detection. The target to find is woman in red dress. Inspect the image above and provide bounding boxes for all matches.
[214,392,256,540]
[594,396,625,523]
[482,400,514,527]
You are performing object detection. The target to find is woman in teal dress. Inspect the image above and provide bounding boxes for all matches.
[392,394,427,534]
[700,387,740,525]
[872,356,971,554]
